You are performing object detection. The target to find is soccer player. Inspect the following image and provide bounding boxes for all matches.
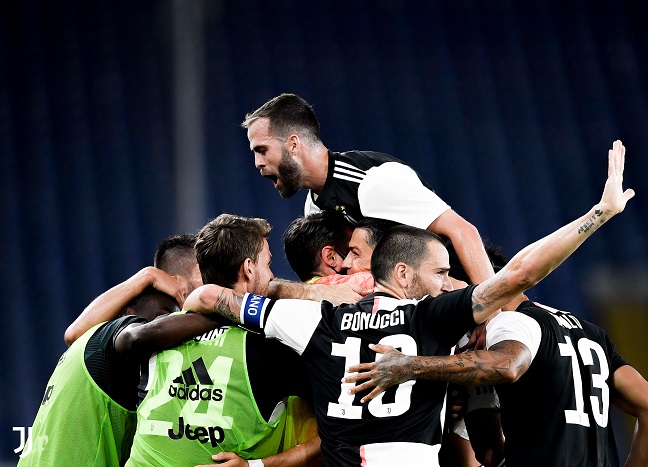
[126,214,322,467]
[283,210,350,282]
[283,211,374,291]
[345,143,647,466]
[18,286,225,466]
[341,218,399,275]
[242,93,495,286]
[184,140,632,466]
[64,233,201,345]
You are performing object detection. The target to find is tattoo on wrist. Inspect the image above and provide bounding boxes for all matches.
[578,209,607,235]
[577,214,598,234]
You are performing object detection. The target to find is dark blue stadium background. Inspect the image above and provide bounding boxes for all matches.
[2,0,647,462]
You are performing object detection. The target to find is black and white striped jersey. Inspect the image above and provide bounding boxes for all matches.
[305,150,449,228]
[240,287,478,467]
[486,302,627,467]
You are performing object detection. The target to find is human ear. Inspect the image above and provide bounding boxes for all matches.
[321,246,337,267]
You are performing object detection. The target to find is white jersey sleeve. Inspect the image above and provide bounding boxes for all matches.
[485,311,542,361]
[240,293,322,355]
[304,191,322,216]
[357,162,450,229]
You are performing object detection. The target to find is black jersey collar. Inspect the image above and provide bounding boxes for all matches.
[311,150,337,205]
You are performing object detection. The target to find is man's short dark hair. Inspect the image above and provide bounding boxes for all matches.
[195,214,271,288]
[355,218,401,249]
[241,93,321,143]
[153,233,197,277]
[118,286,176,318]
[371,225,445,284]
[283,211,348,281]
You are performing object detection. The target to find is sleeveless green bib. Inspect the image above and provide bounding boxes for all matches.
[18,322,136,466]
[127,327,293,466]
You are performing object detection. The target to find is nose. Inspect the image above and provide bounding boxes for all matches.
[341,253,352,271]
[441,275,454,292]
[254,153,265,170]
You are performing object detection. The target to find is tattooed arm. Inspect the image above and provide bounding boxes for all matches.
[344,341,531,403]
[470,140,634,324]
[183,284,245,323]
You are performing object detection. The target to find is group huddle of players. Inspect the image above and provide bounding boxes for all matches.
[18,94,648,467]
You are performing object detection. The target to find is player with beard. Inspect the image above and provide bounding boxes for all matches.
[242,93,495,287]
[127,214,322,467]
[184,140,633,467]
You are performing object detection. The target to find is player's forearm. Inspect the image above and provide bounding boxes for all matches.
[261,437,322,467]
[409,348,525,387]
[473,205,620,323]
[450,224,496,285]
[120,313,224,356]
[625,415,648,467]
[268,278,312,299]
[511,204,615,286]
[183,284,245,322]
[64,267,155,345]
[269,278,364,305]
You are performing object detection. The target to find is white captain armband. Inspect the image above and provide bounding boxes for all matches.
[240,293,271,330]
[248,460,264,467]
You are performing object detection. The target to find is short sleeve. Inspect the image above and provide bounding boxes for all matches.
[486,312,542,360]
[417,286,477,346]
[89,315,148,358]
[304,191,322,216]
[240,293,323,354]
[357,162,450,229]
[601,330,628,373]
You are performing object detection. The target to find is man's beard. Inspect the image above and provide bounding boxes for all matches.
[276,147,302,198]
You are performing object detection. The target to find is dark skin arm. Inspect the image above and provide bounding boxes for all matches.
[610,365,648,467]
[114,312,226,359]
[195,437,323,467]
[343,341,531,403]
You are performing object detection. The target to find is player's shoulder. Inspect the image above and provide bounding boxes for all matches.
[95,315,147,340]
[336,150,405,169]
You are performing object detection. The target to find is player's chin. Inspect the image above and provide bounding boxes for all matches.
[277,183,299,198]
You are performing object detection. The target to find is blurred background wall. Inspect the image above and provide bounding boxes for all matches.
[1,0,647,462]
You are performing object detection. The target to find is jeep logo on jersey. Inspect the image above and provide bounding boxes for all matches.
[168,416,225,447]
[168,357,223,401]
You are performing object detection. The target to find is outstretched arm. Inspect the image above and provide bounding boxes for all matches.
[344,341,531,403]
[611,365,648,467]
[470,140,634,324]
[65,267,189,345]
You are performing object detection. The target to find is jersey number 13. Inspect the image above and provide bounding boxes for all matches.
[559,335,609,428]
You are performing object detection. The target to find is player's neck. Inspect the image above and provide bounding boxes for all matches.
[300,144,329,193]
[374,282,407,300]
